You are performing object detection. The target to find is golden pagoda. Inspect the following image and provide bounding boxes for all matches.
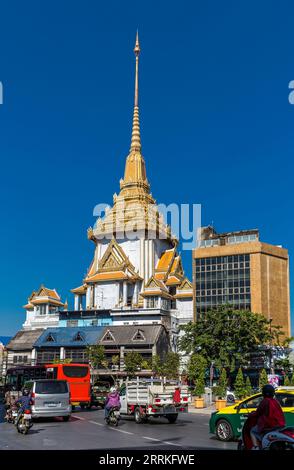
[71,33,193,330]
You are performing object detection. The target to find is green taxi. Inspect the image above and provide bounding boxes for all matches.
[209,388,294,441]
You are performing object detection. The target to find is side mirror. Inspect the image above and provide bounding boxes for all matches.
[235,404,240,413]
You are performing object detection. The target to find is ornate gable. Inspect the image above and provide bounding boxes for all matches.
[178,278,193,291]
[145,276,162,290]
[98,239,135,273]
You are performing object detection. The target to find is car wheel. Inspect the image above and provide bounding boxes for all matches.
[215,419,233,441]
[63,416,70,422]
[134,407,143,424]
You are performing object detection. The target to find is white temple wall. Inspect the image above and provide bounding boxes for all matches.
[95,282,119,309]
[175,298,193,323]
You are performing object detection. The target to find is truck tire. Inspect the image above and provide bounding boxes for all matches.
[166,414,178,424]
[134,407,143,424]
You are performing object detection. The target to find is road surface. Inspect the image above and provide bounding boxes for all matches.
[0,405,236,450]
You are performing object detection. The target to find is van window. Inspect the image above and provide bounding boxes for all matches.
[62,366,88,378]
[35,381,68,394]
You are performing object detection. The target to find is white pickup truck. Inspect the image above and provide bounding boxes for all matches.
[119,377,191,423]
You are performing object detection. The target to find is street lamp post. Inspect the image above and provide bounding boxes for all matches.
[269,318,274,374]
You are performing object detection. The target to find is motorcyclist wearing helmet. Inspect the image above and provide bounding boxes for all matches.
[104,386,121,420]
[250,384,285,450]
[15,387,33,425]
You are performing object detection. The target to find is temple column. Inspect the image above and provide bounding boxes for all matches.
[134,282,139,305]
[123,282,128,306]
[86,288,91,308]
[60,347,65,360]
[117,283,120,307]
[46,304,49,315]
[74,295,79,311]
[31,348,36,366]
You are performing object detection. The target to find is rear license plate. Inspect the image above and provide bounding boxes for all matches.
[24,414,32,419]
[164,406,176,413]
[45,402,58,407]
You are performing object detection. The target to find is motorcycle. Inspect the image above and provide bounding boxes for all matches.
[106,406,120,427]
[5,405,18,424]
[15,408,33,435]
[237,412,294,450]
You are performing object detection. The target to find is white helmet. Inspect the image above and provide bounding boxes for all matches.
[110,386,116,393]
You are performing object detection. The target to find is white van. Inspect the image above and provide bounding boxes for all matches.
[25,379,72,420]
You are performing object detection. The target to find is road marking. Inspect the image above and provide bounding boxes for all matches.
[143,436,160,441]
[84,418,182,444]
[142,436,182,447]
[74,416,86,421]
[110,428,134,435]
[88,420,134,435]
[161,441,182,447]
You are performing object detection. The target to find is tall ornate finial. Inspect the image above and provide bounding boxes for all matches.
[130,30,141,152]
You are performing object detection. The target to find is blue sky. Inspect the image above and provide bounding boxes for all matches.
[0,0,293,335]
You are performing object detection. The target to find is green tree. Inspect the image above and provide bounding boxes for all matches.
[258,368,269,391]
[234,368,246,400]
[86,345,105,369]
[111,355,120,366]
[162,352,180,379]
[141,359,152,370]
[217,368,228,399]
[52,358,72,364]
[124,351,143,374]
[245,376,252,397]
[179,306,289,368]
[151,353,180,379]
[284,375,290,386]
[187,354,207,397]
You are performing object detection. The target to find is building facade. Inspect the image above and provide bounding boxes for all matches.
[5,329,44,370]
[193,227,291,337]
[22,285,64,330]
[33,324,169,371]
[6,34,193,369]
[68,33,193,344]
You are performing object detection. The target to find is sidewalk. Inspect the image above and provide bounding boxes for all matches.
[188,404,216,415]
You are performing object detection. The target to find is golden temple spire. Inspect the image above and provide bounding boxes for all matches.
[130,30,141,152]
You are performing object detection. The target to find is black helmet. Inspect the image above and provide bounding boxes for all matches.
[22,388,30,396]
[262,384,275,398]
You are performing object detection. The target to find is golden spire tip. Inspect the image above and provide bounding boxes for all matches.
[134,29,140,55]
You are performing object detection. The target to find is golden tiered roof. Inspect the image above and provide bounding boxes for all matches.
[84,238,142,284]
[144,248,193,299]
[23,285,64,309]
[88,32,175,243]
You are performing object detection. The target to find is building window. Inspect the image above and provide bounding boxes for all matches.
[132,329,146,341]
[101,330,115,342]
[194,254,251,318]
[36,349,60,364]
[65,349,88,362]
[38,305,47,315]
[73,332,84,342]
[45,333,56,343]
[146,297,158,308]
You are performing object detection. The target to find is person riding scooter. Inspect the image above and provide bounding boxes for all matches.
[250,384,285,450]
[104,386,121,420]
[15,387,33,426]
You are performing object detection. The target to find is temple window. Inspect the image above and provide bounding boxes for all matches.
[146,296,158,308]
